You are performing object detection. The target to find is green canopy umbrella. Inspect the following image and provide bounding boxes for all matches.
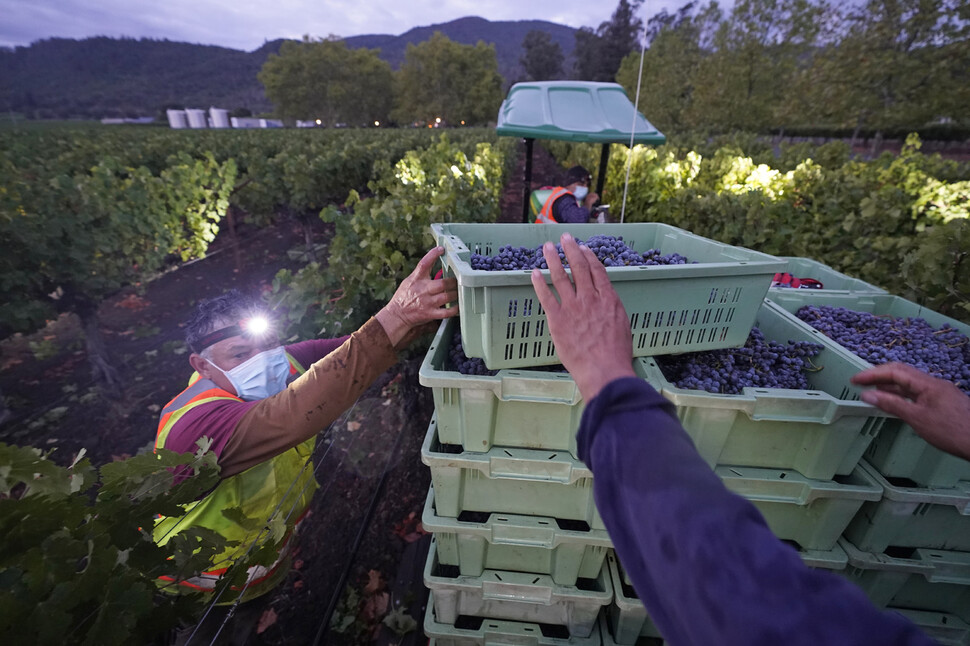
[495,80,666,222]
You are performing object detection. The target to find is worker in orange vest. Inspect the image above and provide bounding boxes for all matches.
[153,247,457,640]
[535,165,599,224]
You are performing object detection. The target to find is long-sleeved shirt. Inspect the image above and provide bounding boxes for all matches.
[551,193,593,223]
[162,317,399,478]
[576,377,935,646]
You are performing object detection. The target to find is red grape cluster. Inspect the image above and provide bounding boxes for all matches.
[656,327,824,394]
[796,305,970,394]
[469,235,690,271]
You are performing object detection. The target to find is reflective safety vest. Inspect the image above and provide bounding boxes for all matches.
[153,352,318,603]
[535,186,574,224]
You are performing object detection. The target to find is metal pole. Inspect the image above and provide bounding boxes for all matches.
[596,144,610,199]
[521,138,534,224]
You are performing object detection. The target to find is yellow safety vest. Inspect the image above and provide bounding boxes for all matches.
[153,352,318,603]
[535,186,574,224]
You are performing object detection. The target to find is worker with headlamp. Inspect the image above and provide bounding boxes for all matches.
[153,247,457,605]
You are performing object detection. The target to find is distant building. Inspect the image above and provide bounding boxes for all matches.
[165,108,283,129]
[185,109,208,129]
[102,117,153,125]
[166,110,188,129]
[231,117,261,129]
[210,107,230,129]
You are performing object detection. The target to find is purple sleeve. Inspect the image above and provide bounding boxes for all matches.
[577,377,934,646]
[285,336,350,369]
[163,398,258,460]
[552,194,592,223]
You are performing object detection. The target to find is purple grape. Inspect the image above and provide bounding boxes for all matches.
[656,327,824,394]
[795,305,970,395]
[470,235,692,271]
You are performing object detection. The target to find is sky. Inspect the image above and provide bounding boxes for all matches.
[0,0,682,52]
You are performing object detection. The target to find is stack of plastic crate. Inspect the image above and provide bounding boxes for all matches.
[602,258,922,645]
[610,296,888,644]
[419,316,615,643]
[767,290,970,642]
[419,222,787,645]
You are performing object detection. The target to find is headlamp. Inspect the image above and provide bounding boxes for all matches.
[192,315,275,353]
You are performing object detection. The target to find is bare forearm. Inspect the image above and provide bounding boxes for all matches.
[221,318,397,476]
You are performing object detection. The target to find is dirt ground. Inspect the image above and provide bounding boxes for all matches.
[0,140,564,645]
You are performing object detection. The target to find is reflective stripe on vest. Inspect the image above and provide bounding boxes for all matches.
[153,351,319,603]
[535,187,573,224]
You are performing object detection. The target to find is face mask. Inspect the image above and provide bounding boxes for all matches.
[209,346,290,401]
[573,186,589,202]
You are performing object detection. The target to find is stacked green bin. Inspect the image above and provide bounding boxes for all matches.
[767,291,970,488]
[420,219,966,641]
[605,545,849,645]
[634,301,888,481]
[420,317,618,643]
[766,290,970,626]
[432,222,786,370]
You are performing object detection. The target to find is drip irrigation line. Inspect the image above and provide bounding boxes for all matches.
[187,396,365,646]
[311,413,411,646]
[192,390,374,646]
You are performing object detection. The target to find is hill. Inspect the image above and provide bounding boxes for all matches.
[0,17,577,120]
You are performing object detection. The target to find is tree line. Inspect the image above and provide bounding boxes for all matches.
[258,1,645,128]
[261,0,968,139]
[616,0,969,138]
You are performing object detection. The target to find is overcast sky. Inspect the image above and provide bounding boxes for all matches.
[1,0,685,52]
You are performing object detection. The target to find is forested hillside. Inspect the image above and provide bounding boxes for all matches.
[0,17,576,120]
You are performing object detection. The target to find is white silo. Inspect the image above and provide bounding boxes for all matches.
[210,107,230,129]
[185,109,208,129]
[166,109,188,129]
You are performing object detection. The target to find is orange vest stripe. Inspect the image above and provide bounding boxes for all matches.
[535,187,573,224]
[153,351,316,603]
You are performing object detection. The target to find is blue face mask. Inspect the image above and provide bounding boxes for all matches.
[210,346,290,401]
[573,185,589,202]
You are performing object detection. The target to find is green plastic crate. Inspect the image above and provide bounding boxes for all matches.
[635,301,887,480]
[890,609,970,646]
[420,317,585,457]
[839,538,970,624]
[424,538,613,639]
[598,612,665,646]
[768,291,970,488]
[606,543,847,646]
[422,486,613,586]
[772,257,887,293]
[432,222,785,369]
[421,416,605,530]
[424,596,604,646]
[843,462,970,553]
[718,464,882,550]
